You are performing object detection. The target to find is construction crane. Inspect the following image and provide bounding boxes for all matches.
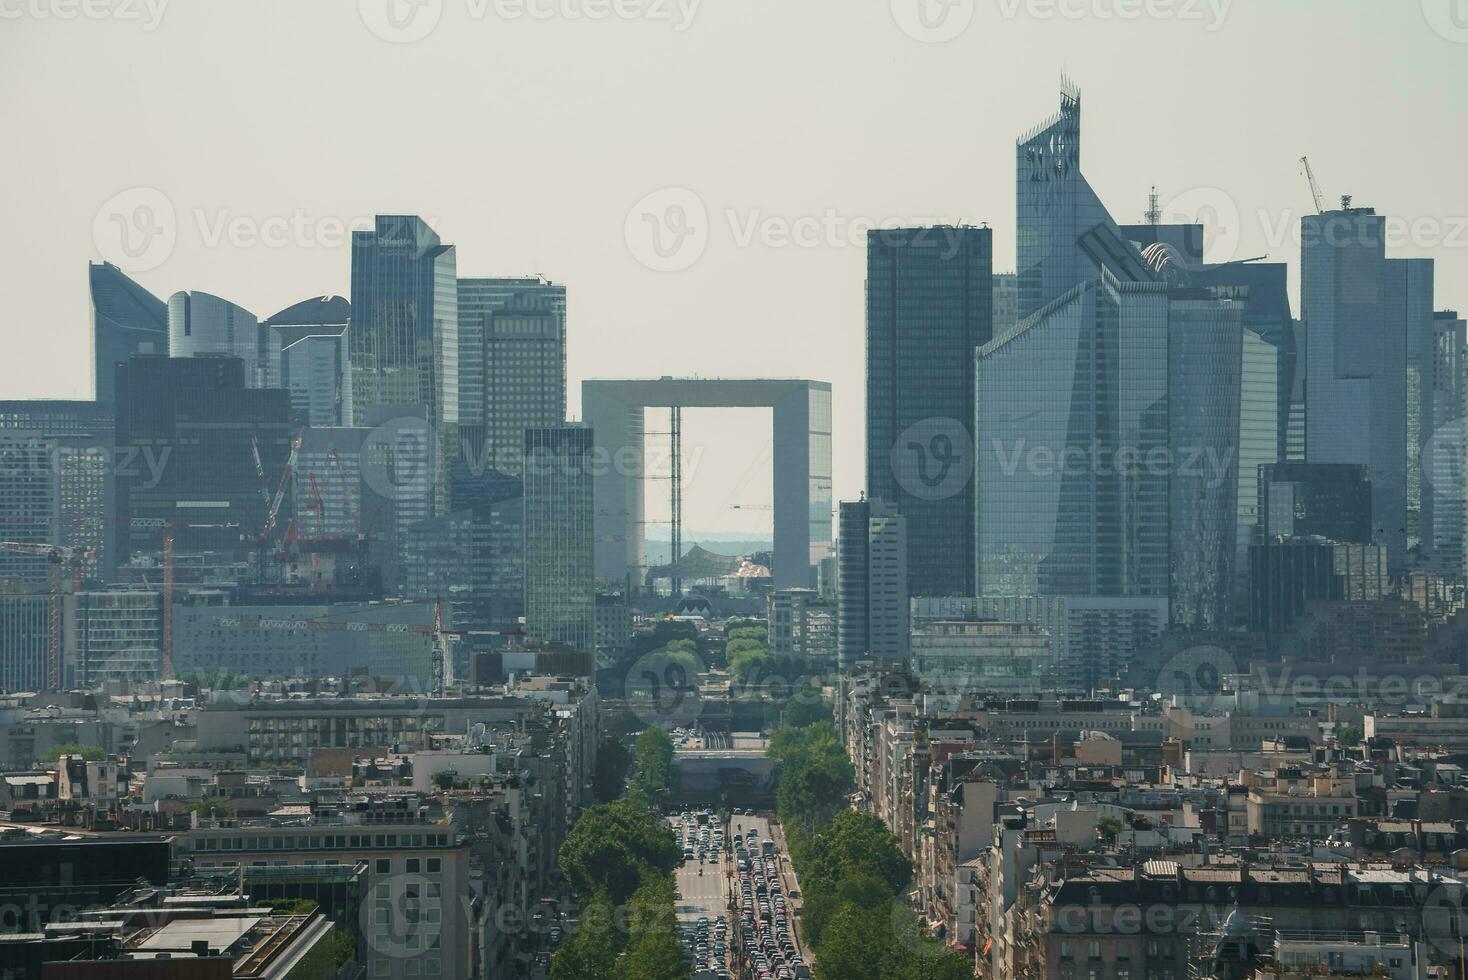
[1300,156,1326,214]
[0,541,92,690]
[130,519,240,679]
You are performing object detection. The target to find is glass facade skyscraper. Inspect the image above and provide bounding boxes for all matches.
[1015,81,1150,322]
[1302,208,1422,572]
[351,216,459,517]
[865,225,992,598]
[1419,310,1468,574]
[350,215,459,428]
[975,272,1169,601]
[89,261,167,406]
[168,291,272,387]
[457,277,567,478]
[1164,292,1276,629]
[266,296,353,428]
[524,424,595,655]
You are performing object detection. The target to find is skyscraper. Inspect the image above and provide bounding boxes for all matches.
[1302,207,1425,572]
[89,261,167,406]
[523,424,594,654]
[1165,291,1277,630]
[975,273,1170,601]
[266,296,353,428]
[169,291,273,387]
[0,429,59,592]
[836,498,909,668]
[457,277,566,476]
[1015,81,1151,321]
[865,225,992,598]
[0,401,114,581]
[1418,310,1468,574]
[1259,463,1373,544]
[350,216,458,425]
[114,356,292,568]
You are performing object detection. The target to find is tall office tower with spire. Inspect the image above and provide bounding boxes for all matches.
[1015,79,1152,322]
[89,261,167,405]
[865,226,991,598]
[1302,206,1428,572]
[457,277,567,477]
[350,216,458,514]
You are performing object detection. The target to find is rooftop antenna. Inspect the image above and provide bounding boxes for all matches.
[1145,186,1162,226]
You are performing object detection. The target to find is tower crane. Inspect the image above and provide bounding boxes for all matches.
[129,518,240,679]
[0,541,92,690]
[1300,156,1326,214]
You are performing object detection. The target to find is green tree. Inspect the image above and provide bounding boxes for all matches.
[633,726,676,797]
[182,799,235,819]
[1096,815,1124,845]
[814,904,888,980]
[783,694,833,728]
[593,736,633,803]
[1337,723,1364,747]
[43,743,106,762]
[729,647,772,686]
[558,800,680,904]
[551,891,622,980]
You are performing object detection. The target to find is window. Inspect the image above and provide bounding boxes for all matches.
[427,858,441,873]
[376,859,391,874]
[407,858,420,873]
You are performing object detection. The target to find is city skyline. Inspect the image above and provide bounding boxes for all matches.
[6,1,1466,535]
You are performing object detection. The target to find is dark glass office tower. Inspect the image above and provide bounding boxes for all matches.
[865,225,991,598]
[1302,207,1423,572]
[351,216,458,515]
[1015,81,1151,321]
[350,215,458,423]
[114,356,292,567]
[89,261,167,405]
[1259,462,1373,544]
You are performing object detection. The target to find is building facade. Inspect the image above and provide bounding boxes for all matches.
[266,295,353,428]
[866,225,992,597]
[457,277,566,477]
[1303,207,1426,572]
[524,424,595,653]
[90,261,167,406]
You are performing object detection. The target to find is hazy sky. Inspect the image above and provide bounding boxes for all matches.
[3,0,1465,540]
